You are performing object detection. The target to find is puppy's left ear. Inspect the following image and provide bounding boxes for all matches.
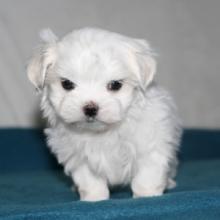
[129,39,157,90]
[27,29,58,91]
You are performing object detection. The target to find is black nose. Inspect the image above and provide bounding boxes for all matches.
[83,102,99,117]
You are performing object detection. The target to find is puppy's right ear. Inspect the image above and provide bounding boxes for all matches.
[27,29,58,91]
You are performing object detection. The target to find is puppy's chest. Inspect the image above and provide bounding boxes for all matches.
[48,127,139,185]
[82,135,137,185]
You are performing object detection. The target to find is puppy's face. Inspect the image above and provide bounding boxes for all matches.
[27,28,156,131]
[47,46,135,130]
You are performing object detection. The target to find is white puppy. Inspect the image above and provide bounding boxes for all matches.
[27,27,182,201]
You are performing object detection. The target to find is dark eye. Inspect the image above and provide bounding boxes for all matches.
[107,80,123,91]
[61,78,75,91]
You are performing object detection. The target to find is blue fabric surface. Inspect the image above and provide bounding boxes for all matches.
[0,129,220,219]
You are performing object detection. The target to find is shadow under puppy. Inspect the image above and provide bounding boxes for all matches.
[27,27,182,201]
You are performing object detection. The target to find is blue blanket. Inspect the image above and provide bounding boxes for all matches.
[0,129,220,219]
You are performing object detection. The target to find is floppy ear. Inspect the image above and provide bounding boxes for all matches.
[128,39,157,90]
[27,29,58,91]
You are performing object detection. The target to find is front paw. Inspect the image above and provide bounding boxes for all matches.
[132,188,164,198]
[79,188,110,202]
[131,181,165,198]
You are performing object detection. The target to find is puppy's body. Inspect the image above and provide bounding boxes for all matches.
[28,28,182,201]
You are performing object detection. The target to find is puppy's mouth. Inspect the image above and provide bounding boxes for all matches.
[67,115,121,133]
[69,118,110,133]
[86,117,96,123]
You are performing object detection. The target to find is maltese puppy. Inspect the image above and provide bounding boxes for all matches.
[27,27,182,201]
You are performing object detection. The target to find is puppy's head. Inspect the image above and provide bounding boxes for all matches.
[27,28,156,131]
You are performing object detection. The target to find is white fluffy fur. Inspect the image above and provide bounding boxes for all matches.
[27,27,182,201]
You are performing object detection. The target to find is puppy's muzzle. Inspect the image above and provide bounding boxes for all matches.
[83,102,99,118]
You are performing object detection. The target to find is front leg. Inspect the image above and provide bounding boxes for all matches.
[131,152,171,198]
[72,164,109,201]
